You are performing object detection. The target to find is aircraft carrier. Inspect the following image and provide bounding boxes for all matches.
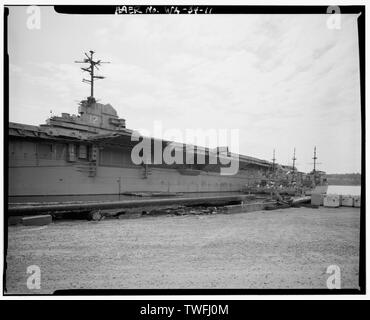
[8,51,324,200]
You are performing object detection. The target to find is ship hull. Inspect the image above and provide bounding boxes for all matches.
[9,116,270,197]
[9,165,262,196]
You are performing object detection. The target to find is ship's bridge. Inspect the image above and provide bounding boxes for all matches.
[43,100,127,135]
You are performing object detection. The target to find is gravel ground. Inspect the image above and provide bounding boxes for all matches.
[5,207,360,294]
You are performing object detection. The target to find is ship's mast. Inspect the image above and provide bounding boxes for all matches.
[271,149,276,172]
[292,148,297,173]
[310,146,322,173]
[312,146,318,173]
[75,50,110,101]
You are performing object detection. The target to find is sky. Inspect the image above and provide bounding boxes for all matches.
[7,6,362,173]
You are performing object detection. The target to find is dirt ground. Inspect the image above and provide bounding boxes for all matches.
[5,207,360,294]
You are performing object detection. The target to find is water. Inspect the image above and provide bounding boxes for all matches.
[326,185,361,196]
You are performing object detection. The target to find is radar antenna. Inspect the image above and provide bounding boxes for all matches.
[75,50,110,101]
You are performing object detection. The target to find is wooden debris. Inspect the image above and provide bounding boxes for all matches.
[22,215,52,226]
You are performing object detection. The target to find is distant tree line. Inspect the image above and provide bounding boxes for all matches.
[326,173,361,185]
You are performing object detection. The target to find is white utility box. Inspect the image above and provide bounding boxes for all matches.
[341,195,354,207]
[353,196,361,207]
[323,194,340,208]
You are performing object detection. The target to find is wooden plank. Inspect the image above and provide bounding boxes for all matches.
[9,194,252,216]
[22,215,52,226]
